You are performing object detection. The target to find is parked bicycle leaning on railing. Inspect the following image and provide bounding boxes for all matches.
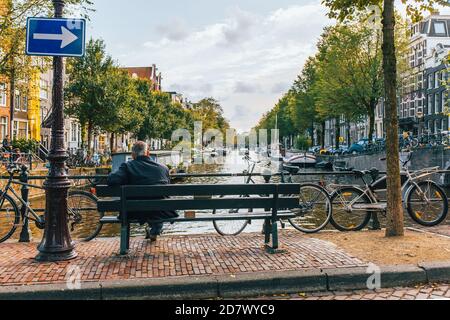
[0,163,103,243]
[329,152,448,231]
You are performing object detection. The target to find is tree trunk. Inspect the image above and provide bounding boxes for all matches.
[321,121,326,148]
[382,0,404,237]
[368,103,376,143]
[335,117,340,149]
[9,69,15,139]
[110,132,115,153]
[346,121,351,146]
[310,121,315,146]
[81,125,86,149]
[87,120,93,156]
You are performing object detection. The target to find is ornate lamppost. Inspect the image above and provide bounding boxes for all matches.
[36,0,77,261]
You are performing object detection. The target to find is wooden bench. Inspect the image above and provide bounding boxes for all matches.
[96,184,303,255]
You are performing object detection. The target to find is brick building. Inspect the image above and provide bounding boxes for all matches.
[122,65,162,91]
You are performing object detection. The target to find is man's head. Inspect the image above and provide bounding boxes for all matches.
[131,141,149,159]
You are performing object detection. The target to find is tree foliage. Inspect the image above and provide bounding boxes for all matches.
[66,39,231,151]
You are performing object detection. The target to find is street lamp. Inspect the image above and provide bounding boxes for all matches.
[36,0,77,261]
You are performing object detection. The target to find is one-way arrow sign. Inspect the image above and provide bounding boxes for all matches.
[26,17,86,57]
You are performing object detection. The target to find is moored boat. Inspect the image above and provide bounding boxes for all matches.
[284,153,317,167]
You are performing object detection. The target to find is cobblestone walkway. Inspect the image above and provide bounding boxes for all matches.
[251,284,450,300]
[0,231,366,286]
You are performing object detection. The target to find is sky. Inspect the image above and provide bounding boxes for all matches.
[85,0,449,133]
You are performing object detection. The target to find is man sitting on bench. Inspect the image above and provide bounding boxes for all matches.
[107,141,178,242]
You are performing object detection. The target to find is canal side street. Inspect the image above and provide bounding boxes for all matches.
[0,227,449,300]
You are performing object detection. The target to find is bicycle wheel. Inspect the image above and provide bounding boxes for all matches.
[406,181,448,227]
[330,187,372,232]
[0,194,20,243]
[288,184,332,234]
[67,190,103,242]
[213,195,250,236]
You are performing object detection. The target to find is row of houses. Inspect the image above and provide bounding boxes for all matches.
[0,62,186,155]
[323,12,450,147]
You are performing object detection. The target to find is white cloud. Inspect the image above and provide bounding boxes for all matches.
[126,3,331,132]
[156,18,191,42]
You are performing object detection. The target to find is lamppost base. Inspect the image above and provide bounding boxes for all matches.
[35,248,78,262]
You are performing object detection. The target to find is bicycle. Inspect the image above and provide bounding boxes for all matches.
[400,134,419,150]
[329,153,448,231]
[212,156,332,236]
[0,163,103,243]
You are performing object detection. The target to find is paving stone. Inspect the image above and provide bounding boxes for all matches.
[251,284,450,301]
[0,232,366,287]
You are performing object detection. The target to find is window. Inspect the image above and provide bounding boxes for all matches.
[429,74,434,89]
[0,117,7,141]
[40,80,49,100]
[435,120,441,134]
[0,84,6,107]
[435,93,440,114]
[434,22,446,35]
[21,95,28,112]
[71,122,78,142]
[13,121,28,140]
[14,91,21,111]
[443,93,448,113]
[428,95,433,115]
[409,102,416,117]
[435,72,440,88]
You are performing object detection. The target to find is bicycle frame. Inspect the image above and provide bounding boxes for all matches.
[0,174,44,225]
[337,161,441,213]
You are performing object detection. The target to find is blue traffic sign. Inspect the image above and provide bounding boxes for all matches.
[26,17,86,57]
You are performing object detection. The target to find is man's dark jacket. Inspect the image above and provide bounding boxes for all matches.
[107,156,178,222]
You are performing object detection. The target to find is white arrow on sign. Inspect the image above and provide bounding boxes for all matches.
[33,26,78,49]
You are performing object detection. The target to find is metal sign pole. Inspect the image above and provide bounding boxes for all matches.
[36,0,77,262]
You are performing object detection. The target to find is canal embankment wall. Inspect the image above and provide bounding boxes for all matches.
[325,147,450,186]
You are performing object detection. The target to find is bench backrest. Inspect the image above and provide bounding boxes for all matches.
[96,184,303,213]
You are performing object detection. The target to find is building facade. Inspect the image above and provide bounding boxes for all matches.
[399,13,450,135]
[122,65,162,91]
[423,43,449,136]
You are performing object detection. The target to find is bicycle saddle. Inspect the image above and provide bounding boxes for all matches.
[283,164,299,174]
[352,170,367,177]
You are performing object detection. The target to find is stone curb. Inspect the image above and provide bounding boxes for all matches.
[0,262,449,300]
[419,261,450,283]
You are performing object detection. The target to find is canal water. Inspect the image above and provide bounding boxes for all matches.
[4,150,449,242]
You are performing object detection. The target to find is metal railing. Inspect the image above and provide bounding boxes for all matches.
[1,169,449,243]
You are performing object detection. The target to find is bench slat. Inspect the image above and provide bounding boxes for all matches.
[98,197,302,213]
[96,184,279,198]
[96,186,121,197]
[98,199,120,212]
[124,198,275,211]
[96,184,317,198]
[100,211,297,224]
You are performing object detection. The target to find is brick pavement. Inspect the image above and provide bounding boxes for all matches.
[251,283,450,300]
[0,231,366,287]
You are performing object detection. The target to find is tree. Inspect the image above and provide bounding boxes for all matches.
[99,69,145,152]
[65,39,115,153]
[290,57,320,146]
[191,98,231,137]
[322,0,449,237]
[132,79,161,141]
[314,24,383,146]
[0,0,93,136]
